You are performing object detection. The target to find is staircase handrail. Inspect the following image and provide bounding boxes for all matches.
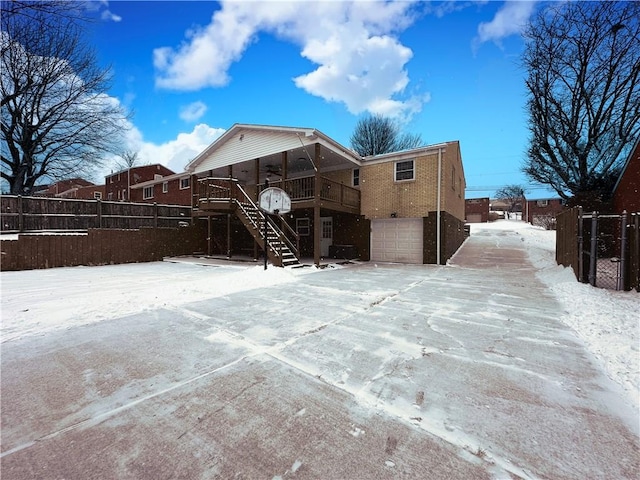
[235,182,299,258]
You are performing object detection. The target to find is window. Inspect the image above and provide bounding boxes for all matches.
[94,192,102,200]
[162,181,169,193]
[154,174,163,180]
[352,168,360,187]
[394,160,414,181]
[296,218,310,236]
[122,189,126,201]
[180,177,190,189]
[108,192,113,200]
[537,200,548,207]
[143,186,154,199]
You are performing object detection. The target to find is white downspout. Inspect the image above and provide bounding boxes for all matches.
[437,147,442,265]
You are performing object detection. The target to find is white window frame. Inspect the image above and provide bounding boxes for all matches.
[94,191,102,200]
[180,177,190,189]
[537,200,548,207]
[394,160,414,182]
[162,181,169,193]
[143,186,154,200]
[352,168,360,187]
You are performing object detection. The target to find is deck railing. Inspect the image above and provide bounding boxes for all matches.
[195,175,360,211]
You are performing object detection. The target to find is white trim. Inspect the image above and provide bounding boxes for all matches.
[143,185,154,200]
[394,159,415,182]
[162,181,169,193]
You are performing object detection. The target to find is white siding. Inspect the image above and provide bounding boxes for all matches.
[194,129,315,174]
[371,218,423,264]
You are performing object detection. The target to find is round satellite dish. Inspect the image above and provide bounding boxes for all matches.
[259,187,291,214]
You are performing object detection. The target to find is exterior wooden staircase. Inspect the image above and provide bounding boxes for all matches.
[234,184,300,267]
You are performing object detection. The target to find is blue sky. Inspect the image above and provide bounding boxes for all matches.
[85,0,556,199]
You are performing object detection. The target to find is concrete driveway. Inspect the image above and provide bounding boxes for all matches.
[2,228,638,479]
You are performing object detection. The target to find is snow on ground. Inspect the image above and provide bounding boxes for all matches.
[470,220,640,408]
[1,220,638,407]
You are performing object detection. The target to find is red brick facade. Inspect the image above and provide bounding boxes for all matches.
[105,165,175,202]
[525,198,565,225]
[613,139,640,213]
[129,173,192,206]
[465,197,489,222]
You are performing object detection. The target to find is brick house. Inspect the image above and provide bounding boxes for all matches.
[36,178,104,199]
[465,197,490,223]
[612,137,640,214]
[525,198,566,228]
[105,164,175,202]
[187,123,466,267]
[128,171,192,205]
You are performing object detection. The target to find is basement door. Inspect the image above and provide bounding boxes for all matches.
[320,217,333,257]
[371,218,423,264]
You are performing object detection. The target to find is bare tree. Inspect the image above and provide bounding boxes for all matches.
[522,1,640,203]
[350,114,423,156]
[495,185,526,220]
[1,0,128,195]
[114,150,139,170]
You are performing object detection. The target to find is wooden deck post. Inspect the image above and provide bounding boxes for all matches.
[227,213,232,258]
[314,143,321,267]
[207,215,212,256]
[17,195,24,233]
[96,199,102,228]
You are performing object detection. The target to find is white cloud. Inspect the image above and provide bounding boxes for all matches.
[97,122,224,182]
[179,101,208,122]
[153,0,427,120]
[100,9,122,22]
[475,1,537,46]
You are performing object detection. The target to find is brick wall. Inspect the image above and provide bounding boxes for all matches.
[359,142,465,222]
[465,198,490,222]
[423,211,466,264]
[130,176,192,206]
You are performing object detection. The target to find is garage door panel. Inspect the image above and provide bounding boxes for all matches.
[371,218,423,264]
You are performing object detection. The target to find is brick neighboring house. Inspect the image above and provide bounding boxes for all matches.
[36,178,104,199]
[187,123,466,266]
[129,171,192,205]
[525,198,566,228]
[465,197,490,223]
[612,137,640,214]
[105,164,175,202]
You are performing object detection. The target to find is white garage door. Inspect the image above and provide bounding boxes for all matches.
[467,213,482,223]
[371,218,423,264]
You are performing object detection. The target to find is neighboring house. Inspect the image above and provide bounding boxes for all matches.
[128,171,192,205]
[187,123,466,267]
[35,178,95,197]
[105,164,175,202]
[56,184,106,200]
[465,197,490,223]
[612,137,640,214]
[525,198,566,228]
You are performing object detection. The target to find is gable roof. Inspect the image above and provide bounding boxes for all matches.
[186,123,361,174]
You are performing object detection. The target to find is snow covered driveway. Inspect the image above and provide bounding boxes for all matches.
[1,224,638,479]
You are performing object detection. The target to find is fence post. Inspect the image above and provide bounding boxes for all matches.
[154,202,158,228]
[17,195,24,232]
[588,211,598,286]
[619,211,628,291]
[577,206,583,281]
[96,199,102,228]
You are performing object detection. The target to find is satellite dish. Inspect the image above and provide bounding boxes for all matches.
[259,187,291,214]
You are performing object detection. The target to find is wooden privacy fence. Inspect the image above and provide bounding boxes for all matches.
[556,207,640,291]
[1,195,192,232]
[0,225,208,271]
